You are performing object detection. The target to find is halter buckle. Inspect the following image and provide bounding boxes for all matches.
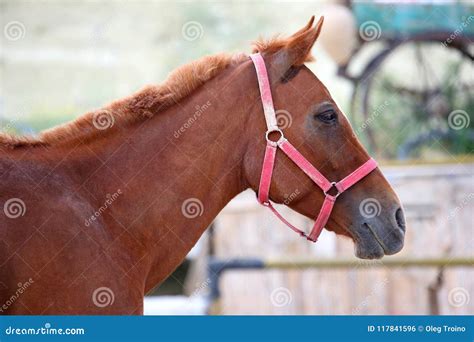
[324,182,341,199]
[265,128,285,146]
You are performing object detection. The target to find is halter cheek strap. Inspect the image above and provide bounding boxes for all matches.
[250,53,378,242]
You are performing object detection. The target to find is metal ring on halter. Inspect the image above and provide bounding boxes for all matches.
[265,128,285,146]
[324,181,341,198]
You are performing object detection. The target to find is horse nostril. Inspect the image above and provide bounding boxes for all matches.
[395,207,406,232]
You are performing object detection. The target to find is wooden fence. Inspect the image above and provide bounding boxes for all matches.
[211,163,473,314]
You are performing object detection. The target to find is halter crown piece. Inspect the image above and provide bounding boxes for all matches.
[250,53,378,242]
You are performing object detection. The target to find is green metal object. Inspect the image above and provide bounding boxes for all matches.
[353,2,474,38]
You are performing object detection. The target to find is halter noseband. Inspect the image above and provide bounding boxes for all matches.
[250,53,378,242]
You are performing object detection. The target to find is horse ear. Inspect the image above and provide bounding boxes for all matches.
[289,15,316,38]
[286,16,324,66]
[270,16,324,79]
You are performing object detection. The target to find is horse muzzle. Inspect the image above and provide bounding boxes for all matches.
[353,205,406,259]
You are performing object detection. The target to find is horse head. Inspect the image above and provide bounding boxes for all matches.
[243,17,406,259]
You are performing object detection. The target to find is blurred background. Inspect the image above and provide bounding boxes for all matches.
[1,0,473,315]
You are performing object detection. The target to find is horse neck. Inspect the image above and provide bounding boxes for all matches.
[77,60,257,290]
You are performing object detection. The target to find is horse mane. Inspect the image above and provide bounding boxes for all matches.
[0,34,305,149]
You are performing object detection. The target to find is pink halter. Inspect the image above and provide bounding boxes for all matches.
[250,53,378,242]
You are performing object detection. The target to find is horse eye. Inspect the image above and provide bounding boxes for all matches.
[315,109,337,124]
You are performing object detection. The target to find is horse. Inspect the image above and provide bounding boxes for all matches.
[0,16,406,314]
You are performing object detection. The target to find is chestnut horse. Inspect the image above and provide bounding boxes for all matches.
[0,17,405,314]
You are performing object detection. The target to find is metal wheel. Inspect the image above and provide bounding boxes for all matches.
[351,34,474,159]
